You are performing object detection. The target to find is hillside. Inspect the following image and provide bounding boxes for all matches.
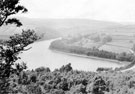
[0,17,135,40]
[19,18,123,36]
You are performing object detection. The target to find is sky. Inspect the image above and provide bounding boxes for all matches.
[20,0,135,22]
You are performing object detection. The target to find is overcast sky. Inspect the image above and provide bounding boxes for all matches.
[20,0,135,22]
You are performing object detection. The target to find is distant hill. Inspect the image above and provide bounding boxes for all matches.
[19,18,123,36]
[0,17,135,40]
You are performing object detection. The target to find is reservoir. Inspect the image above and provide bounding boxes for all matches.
[20,38,122,71]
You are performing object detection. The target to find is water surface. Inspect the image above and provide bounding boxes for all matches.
[20,38,121,71]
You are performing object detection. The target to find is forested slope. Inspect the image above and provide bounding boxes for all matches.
[9,63,135,94]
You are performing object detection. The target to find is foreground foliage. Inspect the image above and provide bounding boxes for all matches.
[6,63,135,94]
[0,30,40,93]
[0,0,27,26]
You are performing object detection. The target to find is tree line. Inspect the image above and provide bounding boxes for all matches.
[50,39,134,62]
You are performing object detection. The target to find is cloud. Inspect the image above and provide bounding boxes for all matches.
[20,0,135,22]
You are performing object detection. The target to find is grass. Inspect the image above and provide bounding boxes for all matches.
[106,41,133,48]
[99,45,130,53]
[99,35,134,53]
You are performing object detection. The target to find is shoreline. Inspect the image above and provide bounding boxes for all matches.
[50,48,135,71]
[49,48,129,65]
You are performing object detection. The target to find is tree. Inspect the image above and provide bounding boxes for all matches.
[90,35,101,42]
[0,0,28,93]
[102,35,112,44]
[59,63,72,72]
[35,67,51,73]
[0,0,41,93]
[69,84,86,94]
[92,76,109,94]
[0,0,28,27]
[0,30,40,93]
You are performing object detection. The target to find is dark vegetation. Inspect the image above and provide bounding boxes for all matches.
[0,0,27,27]
[5,63,135,94]
[0,30,40,93]
[50,39,134,62]
[0,0,39,93]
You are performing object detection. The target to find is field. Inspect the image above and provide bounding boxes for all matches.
[69,34,135,54]
[99,45,130,53]
[107,41,133,48]
[100,35,135,53]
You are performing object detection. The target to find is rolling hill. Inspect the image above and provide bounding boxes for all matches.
[0,17,135,40]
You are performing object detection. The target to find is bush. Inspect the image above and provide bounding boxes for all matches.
[35,67,51,73]
[59,63,72,72]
